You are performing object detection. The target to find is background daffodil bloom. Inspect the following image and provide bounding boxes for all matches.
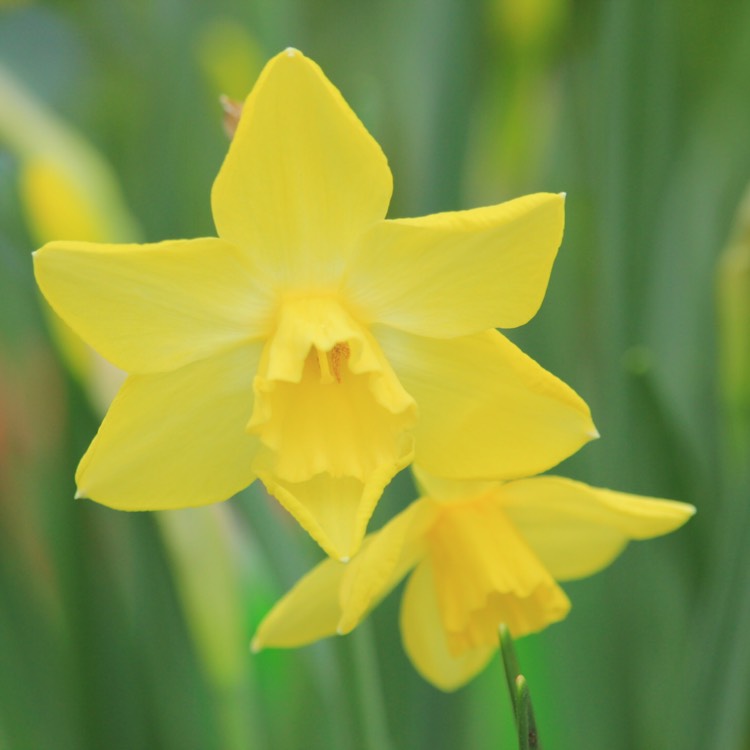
[252,468,695,691]
[33,48,596,560]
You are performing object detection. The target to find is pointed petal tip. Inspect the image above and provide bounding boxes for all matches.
[320,537,360,563]
[283,47,301,57]
[253,469,376,562]
[32,241,57,257]
[326,545,351,561]
[336,614,357,636]
[250,636,263,653]
[559,191,567,200]
[677,505,697,527]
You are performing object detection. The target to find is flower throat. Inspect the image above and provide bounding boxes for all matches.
[314,342,351,384]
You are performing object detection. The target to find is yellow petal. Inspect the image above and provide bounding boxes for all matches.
[252,497,434,649]
[257,465,410,562]
[375,327,597,479]
[337,498,438,633]
[343,193,564,337]
[500,476,696,580]
[211,48,392,288]
[34,238,273,374]
[411,466,497,504]
[252,556,345,650]
[76,344,262,509]
[400,560,495,692]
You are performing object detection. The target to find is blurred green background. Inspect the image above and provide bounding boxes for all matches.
[1,0,749,748]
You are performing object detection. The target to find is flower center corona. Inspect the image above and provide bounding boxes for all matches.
[247,296,417,487]
[428,497,568,654]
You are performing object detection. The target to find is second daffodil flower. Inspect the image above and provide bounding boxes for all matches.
[252,468,695,690]
[33,49,596,560]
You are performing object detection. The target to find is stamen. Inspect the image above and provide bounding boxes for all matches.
[312,342,351,385]
[328,342,350,384]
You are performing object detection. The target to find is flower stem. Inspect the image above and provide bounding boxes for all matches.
[350,619,395,750]
[515,675,540,750]
[499,624,542,750]
[499,624,521,719]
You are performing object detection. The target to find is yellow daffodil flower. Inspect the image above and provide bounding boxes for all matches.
[252,468,695,690]
[33,49,596,560]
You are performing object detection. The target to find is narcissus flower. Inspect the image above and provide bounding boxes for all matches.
[253,468,694,690]
[33,49,596,560]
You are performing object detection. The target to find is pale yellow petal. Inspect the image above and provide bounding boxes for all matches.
[252,556,345,650]
[375,327,597,479]
[211,48,392,287]
[411,466,497,504]
[500,476,696,580]
[400,561,495,692]
[344,193,564,337]
[253,498,434,649]
[76,344,262,509]
[256,462,411,562]
[337,498,438,633]
[34,238,273,374]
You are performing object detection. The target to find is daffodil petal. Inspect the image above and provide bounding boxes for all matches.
[256,461,415,561]
[76,344,262,509]
[252,557,345,650]
[344,193,564,337]
[337,498,437,633]
[34,238,272,374]
[375,327,597,479]
[500,477,696,580]
[400,560,495,692]
[212,49,392,287]
[411,466,497,504]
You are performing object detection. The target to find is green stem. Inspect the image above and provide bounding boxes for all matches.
[350,620,395,750]
[499,624,521,719]
[500,625,542,750]
[515,676,540,750]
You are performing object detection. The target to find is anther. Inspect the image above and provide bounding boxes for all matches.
[328,342,350,383]
[313,342,350,384]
